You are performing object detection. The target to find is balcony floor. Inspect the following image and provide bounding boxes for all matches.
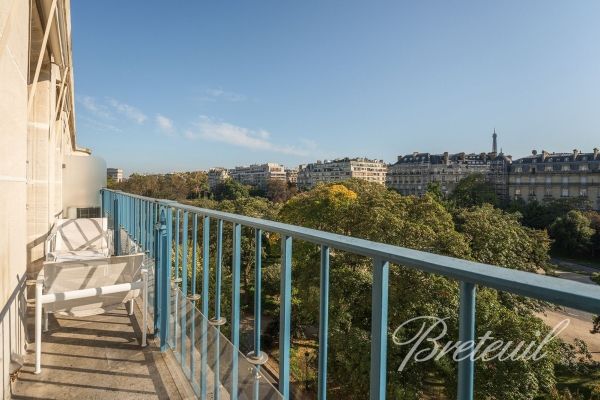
[11,303,192,400]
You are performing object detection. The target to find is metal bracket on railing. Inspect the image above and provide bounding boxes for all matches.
[246,351,268,366]
[187,294,201,302]
[208,317,226,326]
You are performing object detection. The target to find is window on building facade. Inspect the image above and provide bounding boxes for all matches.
[516,177,521,184]
[562,177,569,185]
[581,176,587,184]
[580,188,588,197]
[561,188,569,197]
[580,164,589,171]
[515,188,521,196]
[545,176,551,185]
[545,188,552,197]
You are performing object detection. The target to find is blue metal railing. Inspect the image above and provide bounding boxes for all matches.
[101,189,600,400]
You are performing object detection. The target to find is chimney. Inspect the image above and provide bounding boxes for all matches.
[532,150,537,156]
[541,150,549,162]
[594,148,599,159]
[573,149,579,159]
[412,152,419,157]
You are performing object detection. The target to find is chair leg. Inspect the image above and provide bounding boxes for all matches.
[142,270,148,347]
[43,309,49,332]
[128,298,134,315]
[35,282,42,374]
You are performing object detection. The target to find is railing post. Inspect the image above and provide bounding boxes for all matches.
[248,228,268,400]
[279,235,292,399]
[254,229,262,356]
[200,215,210,400]
[457,282,476,400]
[189,214,199,392]
[231,222,242,400]
[159,206,172,352]
[210,218,225,400]
[370,258,389,400]
[113,198,120,256]
[153,205,160,333]
[180,211,189,369]
[318,245,330,400]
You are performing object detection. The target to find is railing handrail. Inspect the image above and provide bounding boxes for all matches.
[101,189,600,314]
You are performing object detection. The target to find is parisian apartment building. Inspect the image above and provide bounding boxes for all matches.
[296,157,387,189]
[207,167,230,190]
[285,168,298,184]
[509,148,600,210]
[386,133,512,199]
[228,163,287,189]
[107,168,124,182]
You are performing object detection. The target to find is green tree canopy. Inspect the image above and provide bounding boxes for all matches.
[279,180,566,399]
[213,178,250,201]
[549,210,595,256]
[449,173,499,208]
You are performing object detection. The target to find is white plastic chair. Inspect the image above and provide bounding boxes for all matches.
[45,218,111,261]
[34,253,148,374]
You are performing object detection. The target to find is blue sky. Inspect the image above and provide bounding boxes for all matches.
[71,1,600,175]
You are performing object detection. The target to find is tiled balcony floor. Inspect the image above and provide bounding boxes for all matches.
[11,303,192,400]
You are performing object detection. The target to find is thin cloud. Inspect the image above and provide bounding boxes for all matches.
[78,115,122,133]
[200,88,248,102]
[107,98,147,124]
[185,116,312,156]
[156,114,175,135]
[78,96,112,119]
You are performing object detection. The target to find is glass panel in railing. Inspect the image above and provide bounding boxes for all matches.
[168,287,283,399]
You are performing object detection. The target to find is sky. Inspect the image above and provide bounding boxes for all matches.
[71,1,600,175]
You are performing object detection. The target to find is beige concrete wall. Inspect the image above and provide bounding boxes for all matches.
[0,0,32,396]
[63,154,107,218]
[0,1,103,397]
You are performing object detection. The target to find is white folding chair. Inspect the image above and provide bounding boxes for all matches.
[45,218,111,261]
[34,253,148,374]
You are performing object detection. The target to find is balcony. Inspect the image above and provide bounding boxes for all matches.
[12,189,600,399]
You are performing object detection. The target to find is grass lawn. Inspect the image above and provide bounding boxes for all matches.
[556,368,600,399]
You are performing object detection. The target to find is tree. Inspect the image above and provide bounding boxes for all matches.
[549,210,595,256]
[426,181,444,202]
[449,173,498,208]
[454,204,551,272]
[265,179,297,203]
[279,179,566,399]
[586,211,600,257]
[213,179,250,201]
[508,198,590,230]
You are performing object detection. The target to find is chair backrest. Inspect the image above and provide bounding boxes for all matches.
[54,218,108,252]
[41,253,144,316]
[43,253,143,294]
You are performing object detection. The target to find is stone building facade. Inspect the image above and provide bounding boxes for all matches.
[0,1,104,395]
[296,158,387,189]
[386,133,511,198]
[229,163,286,189]
[387,152,510,196]
[508,149,600,210]
[207,167,230,189]
[285,168,298,184]
[107,168,124,182]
